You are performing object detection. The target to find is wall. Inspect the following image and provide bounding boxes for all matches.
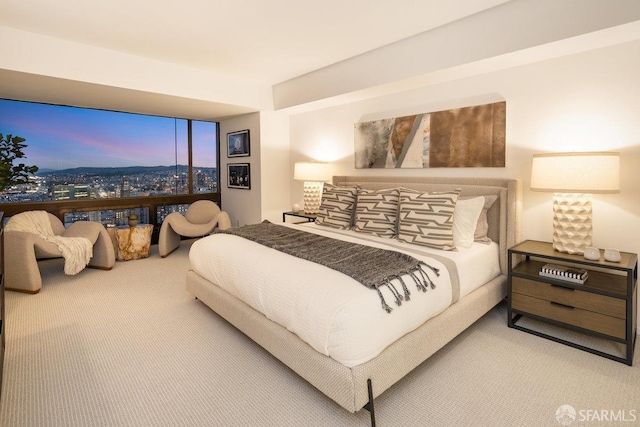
[220,113,262,227]
[258,111,291,223]
[287,40,640,325]
[221,111,291,225]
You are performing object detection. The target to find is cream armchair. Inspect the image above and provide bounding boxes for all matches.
[158,200,231,257]
[5,212,116,293]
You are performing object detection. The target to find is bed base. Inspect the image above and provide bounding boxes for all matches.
[186,269,506,414]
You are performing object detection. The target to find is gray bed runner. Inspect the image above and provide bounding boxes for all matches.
[313,226,461,304]
[217,221,440,313]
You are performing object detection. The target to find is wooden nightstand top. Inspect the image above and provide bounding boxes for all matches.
[510,240,637,272]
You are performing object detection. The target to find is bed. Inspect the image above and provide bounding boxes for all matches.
[186,176,520,417]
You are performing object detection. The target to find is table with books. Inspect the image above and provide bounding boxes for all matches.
[507,240,637,365]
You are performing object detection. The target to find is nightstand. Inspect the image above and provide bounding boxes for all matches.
[508,240,637,365]
[282,211,317,223]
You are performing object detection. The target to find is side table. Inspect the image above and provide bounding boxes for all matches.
[282,211,317,223]
[508,240,637,365]
[107,224,154,261]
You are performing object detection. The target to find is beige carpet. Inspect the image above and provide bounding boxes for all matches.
[1,240,638,427]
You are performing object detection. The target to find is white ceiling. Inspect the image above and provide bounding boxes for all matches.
[2,0,640,120]
[0,0,510,85]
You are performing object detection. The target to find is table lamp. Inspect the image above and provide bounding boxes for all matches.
[294,162,330,214]
[530,152,620,255]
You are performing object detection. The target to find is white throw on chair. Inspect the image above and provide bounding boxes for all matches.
[5,211,116,293]
[158,200,231,257]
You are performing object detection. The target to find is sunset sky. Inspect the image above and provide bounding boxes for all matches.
[0,99,218,170]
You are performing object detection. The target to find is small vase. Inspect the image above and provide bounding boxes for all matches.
[128,219,138,227]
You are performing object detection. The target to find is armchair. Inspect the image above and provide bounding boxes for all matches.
[158,200,231,257]
[5,212,115,293]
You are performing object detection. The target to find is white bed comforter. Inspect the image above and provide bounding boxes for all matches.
[189,222,500,367]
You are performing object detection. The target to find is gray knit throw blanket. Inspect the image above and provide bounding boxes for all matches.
[217,221,440,313]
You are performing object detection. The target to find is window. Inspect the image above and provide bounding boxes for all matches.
[0,99,219,204]
[191,120,219,194]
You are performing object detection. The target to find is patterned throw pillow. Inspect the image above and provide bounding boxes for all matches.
[315,184,358,229]
[353,188,399,237]
[397,189,461,250]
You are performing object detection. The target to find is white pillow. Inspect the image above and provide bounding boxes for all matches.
[453,196,485,249]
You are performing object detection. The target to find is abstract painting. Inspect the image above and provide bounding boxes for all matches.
[354,101,505,168]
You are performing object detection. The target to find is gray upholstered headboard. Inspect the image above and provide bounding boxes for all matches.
[332,176,521,275]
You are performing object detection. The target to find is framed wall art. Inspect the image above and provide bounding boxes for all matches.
[354,101,506,169]
[227,129,250,157]
[227,163,251,189]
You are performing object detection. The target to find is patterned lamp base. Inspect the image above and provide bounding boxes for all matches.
[303,181,324,214]
[552,193,592,255]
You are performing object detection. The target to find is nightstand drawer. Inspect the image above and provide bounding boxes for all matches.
[512,293,626,339]
[512,277,626,319]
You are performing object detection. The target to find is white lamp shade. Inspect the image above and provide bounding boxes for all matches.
[531,151,620,254]
[530,152,620,193]
[294,162,330,182]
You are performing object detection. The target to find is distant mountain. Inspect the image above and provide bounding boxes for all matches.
[36,165,216,177]
[35,168,57,175]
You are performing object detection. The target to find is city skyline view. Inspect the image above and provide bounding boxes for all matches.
[0,99,217,171]
[0,99,220,210]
